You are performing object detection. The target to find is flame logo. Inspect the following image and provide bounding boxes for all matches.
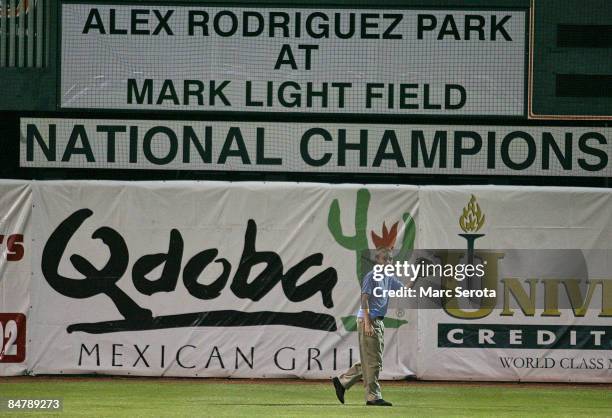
[459,195,485,233]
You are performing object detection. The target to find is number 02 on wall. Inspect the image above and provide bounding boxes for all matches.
[0,314,26,363]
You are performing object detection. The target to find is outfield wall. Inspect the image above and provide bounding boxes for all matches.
[0,180,611,382]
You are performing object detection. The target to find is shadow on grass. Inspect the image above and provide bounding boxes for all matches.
[200,403,383,407]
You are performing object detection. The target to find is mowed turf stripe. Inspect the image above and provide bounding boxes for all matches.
[0,379,610,417]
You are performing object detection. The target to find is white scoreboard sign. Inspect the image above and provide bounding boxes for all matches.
[60,4,527,116]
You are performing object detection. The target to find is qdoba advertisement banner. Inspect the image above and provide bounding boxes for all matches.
[20,118,612,177]
[60,3,526,115]
[27,181,419,378]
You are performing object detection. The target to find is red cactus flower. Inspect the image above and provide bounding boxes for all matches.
[371,221,399,250]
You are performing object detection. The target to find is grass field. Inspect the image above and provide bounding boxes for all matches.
[1,377,611,417]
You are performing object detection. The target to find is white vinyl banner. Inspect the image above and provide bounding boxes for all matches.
[28,181,419,378]
[2,180,612,381]
[60,4,526,115]
[415,187,612,382]
[20,118,612,177]
[0,181,31,376]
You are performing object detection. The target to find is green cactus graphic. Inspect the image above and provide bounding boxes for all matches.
[328,188,416,331]
[328,188,371,285]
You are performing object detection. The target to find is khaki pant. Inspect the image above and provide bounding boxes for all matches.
[337,317,384,401]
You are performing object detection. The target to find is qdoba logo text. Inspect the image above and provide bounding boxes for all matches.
[42,209,338,334]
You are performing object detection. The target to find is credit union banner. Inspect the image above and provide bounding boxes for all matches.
[416,187,612,382]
